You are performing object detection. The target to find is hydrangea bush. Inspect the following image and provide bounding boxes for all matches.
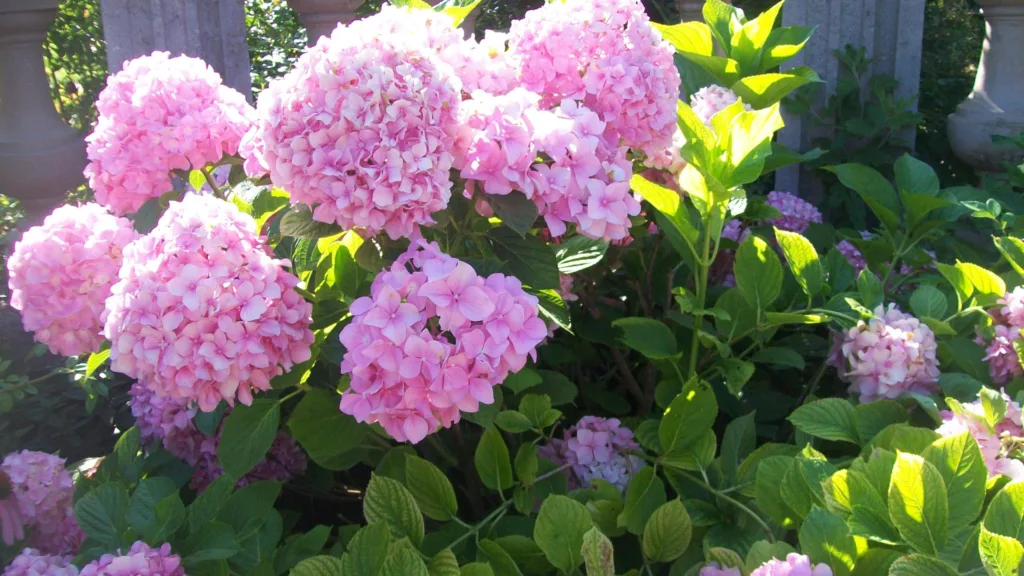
[3,0,1024,575]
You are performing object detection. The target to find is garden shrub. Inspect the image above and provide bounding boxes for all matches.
[2,1,1023,575]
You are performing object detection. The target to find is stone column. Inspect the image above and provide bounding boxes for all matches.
[947,0,1024,174]
[775,0,926,195]
[0,0,87,223]
[99,0,252,98]
[676,0,705,22]
[287,0,365,45]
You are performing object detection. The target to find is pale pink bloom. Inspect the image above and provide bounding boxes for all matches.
[79,541,183,576]
[539,416,641,492]
[0,452,80,556]
[558,274,579,303]
[937,390,1024,481]
[837,240,866,272]
[85,52,254,215]
[750,554,833,576]
[766,191,822,234]
[690,85,750,126]
[1000,287,1024,327]
[979,325,1024,384]
[840,304,940,402]
[641,127,687,174]
[103,194,314,412]
[700,564,742,576]
[7,204,137,356]
[339,241,546,443]
[0,493,24,548]
[2,549,78,576]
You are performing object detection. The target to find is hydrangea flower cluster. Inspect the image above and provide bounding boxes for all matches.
[507,0,679,151]
[700,554,833,576]
[837,240,866,272]
[79,542,184,576]
[7,204,137,356]
[244,9,462,240]
[839,304,940,402]
[539,416,642,492]
[340,241,547,443]
[765,191,823,234]
[978,287,1024,384]
[454,90,641,240]
[129,384,306,490]
[103,194,315,412]
[0,451,81,556]
[85,52,254,215]
[2,549,78,576]
[690,85,751,126]
[937,390,1024,480]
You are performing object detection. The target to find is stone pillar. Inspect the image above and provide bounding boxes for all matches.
[287,0,365,45]
[99,0,252,98]
[0,0,87,223]
[947,0,1024,174]
[676,0,705,22]
[775,0,926,195]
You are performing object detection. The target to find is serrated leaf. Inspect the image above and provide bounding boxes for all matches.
[75,483,131,548]
[288,389,367,470]
[788,398,859,444]
[405,455,458,522]
[475,427,513,491]
[487,228,559,290]
[486,192,538,237]
[921,431,987,533]
[660,379,717,457]
[555,236,608,274]
[612,317,678,359]
[642,499,692,563]
[279,205,343,238]
[581,527,615,576]
[534,495,592,573]
[341,523,390,576]
[364,474,425,547]
[617,467,666,535]
[798,507,857,576]
[888,453,949,555]
[735,235,783,310]
[218,399,280,478]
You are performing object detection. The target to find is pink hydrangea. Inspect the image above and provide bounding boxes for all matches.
[1,448,76,545]
[690,85,751,126]
[85,52,254,215]
[558,274,579,303]
[642,127,687,174]
[700,563,742,576]
[455,93,641,241]
[937,390,1024,481]
[129,383,306,490]
[245,10,462,240]
[2,549,78,576]
[507,0,679,151]
[837,240,866,272]
[103,194,315,412]
[539,416,642,491]
[840,304,940,402]
[766,191,822,234]
[0,491,23,548]
[979,325,1024,384]
[7,204,137,356]
[339,241,547,443]
[79,542,183,576]
[750,554,834,576]
[999,286,1024,327]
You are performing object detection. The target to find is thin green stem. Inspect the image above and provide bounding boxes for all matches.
[880,235,909,290]
[667,466,775,542]
[277,388,304,404]
[448,499,514,549]
[533,462,573,484]
[688,229,713,377]
[200,167,225,199]
[810,308,860,325]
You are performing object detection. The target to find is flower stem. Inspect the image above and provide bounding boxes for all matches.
[688,228,713,378]
[666,465,775,542]
[200,167,225,199]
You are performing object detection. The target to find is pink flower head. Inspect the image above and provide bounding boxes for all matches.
[0,451,80,555]
[85,52,254,215]
[700,564,743,576]
[558,274,579,303]
[766,191,822,234]
[641,127,687,174]
[339,241,547,443]
[840,304,940,402]
[7,204,138,356]
[837,240,866,272]
[508,0,679,151]
[103,194,314,412]
[979,324,1024,384]
[245,10,462,240]
[690,85,750,126]
[749,554,834,576]
[999,287,1024,327]
[79,541,184,576]
[2,549,78,576]
[539,416,641,491]
[0,493,24,548]
[937,390,1024,481]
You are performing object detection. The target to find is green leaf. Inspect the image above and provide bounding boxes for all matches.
[921,432,986,534]
[910,285,949,319]
[756,456,800,528]
[503,368,542,395]
[230,508,281,573]
[824,164,901,233]
[903,192,954,226]
[630,174,699,252]
[380,546,430,576]
[85,349,110,379]
[475,427,514,491]
[188,474,236,533]
[979,526,1024,576]
[660,379,718,457]
[532,288,572,333]
[288,389,367,470]
[478,539,524,576]
[486,192,538,238]
[534,495,592,573]
[849,549,902,576]
[364,474,425,547]
[857,269,884,309]
[888,554,959,575]
[75,483,131,547]
[718,104,786,187]
[183,521,243,564]
[895,154,940,196]
[729,0,782,73]
[291,556,347,576]
[218,399,280,478]
[555,236,608,274]
[494,535,553,575]
[581,527,615,576]
[719,358,755,396]
[750,347,805,370]
[937,373,985,401]
[487,228,559,290]
[428,549,460,576]
[936,262,974,301]
[955,261,1006,301]
[720,411,757,481]
[432,0,481,25]
[642,499,692,563]
[514,444,539,486]
[618,467,667,535]
[280,205,343,238]
[980,387,1010,431]
[218,481,280,541]
[994,236,1024,277]
[853,401,907,445]
[127,477,185,541]
[798,507,858,576]
[978,481,1024,576]
[774,228,824,297]
[340,523,390,576]
[462,386,504,428]
[704,0,739,57]
[518,394,558,429]
[730,67,820,108]
[405,455,458,522]
[460,564,494,576]
[745,541,797,572]
[495,411,535,433]
[661,429,716,472]
[888,452,949,555]
[653,20,713,55]
[788,398,859,444]
[612,317,678,359]
[735,235,783,310]
[760,25,814,71]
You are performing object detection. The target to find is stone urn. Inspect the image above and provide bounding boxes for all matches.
[0,0,86,224]
[947,0,1024,174]
[287,0,366,44]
